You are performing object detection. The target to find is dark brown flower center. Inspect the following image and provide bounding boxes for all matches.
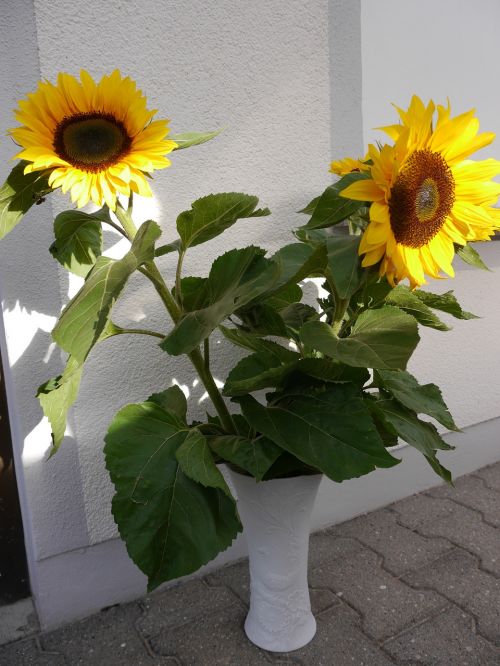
[53,112,131,172]
[388,150,455,247]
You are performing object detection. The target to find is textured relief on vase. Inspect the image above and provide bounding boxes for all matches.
[229,470,322,652]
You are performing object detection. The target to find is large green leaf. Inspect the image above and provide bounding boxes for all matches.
[0,161,51,240]
[385,285,450,331]
[223,351,299,396]
[37,320,122,453]
[147,385,187,421]
[302,172,370,230]
[300,305,419,370]
[368,397,452,482]
[209,434,282,481]
[269,243,326,289]
[375,369,459,432]
[37,356,83,454]
[49,210,103,277]
[177,193,270,249]
[412,289,478,320]
[53,220,161,363]
[104,401,241,590]
[176,431,231,496]
[170,129,223,150]
[161,246,278,355]
[326,235,364,299]
[237,387,400,482]
[456,243,490,271]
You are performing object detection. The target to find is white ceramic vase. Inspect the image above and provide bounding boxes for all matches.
[228,470,322,652]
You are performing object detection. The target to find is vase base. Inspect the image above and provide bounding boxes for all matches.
[244,612,317,653]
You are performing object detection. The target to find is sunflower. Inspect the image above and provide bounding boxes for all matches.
[341,95,500,287]
[10,70,177,210]
[330,155,370,176]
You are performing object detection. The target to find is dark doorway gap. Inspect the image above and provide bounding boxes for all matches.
[0,351,30,605]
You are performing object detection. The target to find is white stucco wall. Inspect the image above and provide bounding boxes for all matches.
[1,0,499,628]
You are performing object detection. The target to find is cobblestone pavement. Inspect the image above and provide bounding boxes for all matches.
[1,462,499,665]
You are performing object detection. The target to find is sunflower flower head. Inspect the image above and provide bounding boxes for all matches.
[9,70,177,210]
[330,154,370,176]
[341,95,500,288]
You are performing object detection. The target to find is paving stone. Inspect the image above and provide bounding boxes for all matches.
[41,603,164,665]
[0,638,66,666]
[403,549,500,646]
[309,537,445,641]
[328,509,452,576]
[272,604,393,666]
[391,493,500,576]
[427,474,500,526]
[149,603,276,664]
[0,598,39,646]
[384,604,500,665]
[473,461,500,492]
[205,559,338,617]
[138,578,238,638]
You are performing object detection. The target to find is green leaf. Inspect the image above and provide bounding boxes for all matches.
[161,246,278,355]
[170,129,223,150]
[155,239,182,257]
[264,283,303,310]
[223,351,298,396]
[37,356,83,454]
[53,220,161,363]
[49,210,103,277]
[177,192,270,249]
[385,285,450,331]
[367,397,452,482]
[37,319,123,453]
[300,305,419,370]
[176,431,231,496]
[298,195,320,215]
[0,161,51,240]
[374,369,459,431]
[456,243,490,271]
[412,289,478,320]
[326,235,365,299]
[270,242,326,290]
[280,302,317,333]
[236,303,288,338]
[219,325,297,362]
[104,401,241,590]
[302,172,370,230]
[147,385,187,421]
[209,434,282,481]
[176,276,208,311]
[237,387,399,482]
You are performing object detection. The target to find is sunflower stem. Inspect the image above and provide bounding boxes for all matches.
[122,204,236,435]
[113,327,165,339]
[114,200,138,240]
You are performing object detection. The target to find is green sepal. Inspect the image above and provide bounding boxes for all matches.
[0,161,52,240]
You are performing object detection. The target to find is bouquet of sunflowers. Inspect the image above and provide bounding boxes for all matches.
[1,71,498,591]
